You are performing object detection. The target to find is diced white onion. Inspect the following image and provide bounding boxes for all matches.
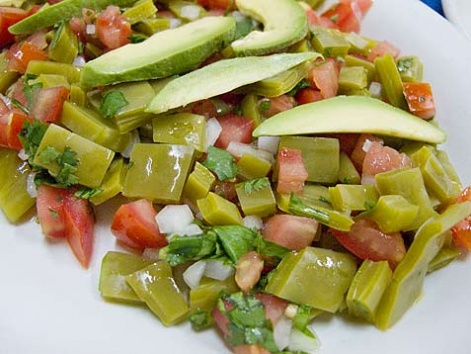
[204,259,234,281]
[257,136,280,155]
[169,18,182,29]
[243,215,264,230]
[226,141,275,164]
[288,326,321,353]
[180,5,201,20]
[17,149,29,161]
[183,223,203,236]
[362,138,374,153]
[72,55,86,68]
[121,130,141,159]
[155,204,196,236]
[273,316,293,351]
[284,303,299,319]
[183,260,207,289]
[369,81,382,98]
[86,24,96,35]
[204,118,222,151]
[360,173,376,186]
[26,173,37,198]
[142,248,160,261]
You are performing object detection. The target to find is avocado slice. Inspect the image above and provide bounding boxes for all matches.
[231,0,308,56]
[146,52,319,114]
[9,0,137,35]
[252,95,446,144]
[80,16,236,87]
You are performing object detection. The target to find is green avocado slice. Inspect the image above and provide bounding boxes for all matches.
[80,16,236,87]
[9,0,137,35]
[146,52,319,114]
[252,95,447,144]
[231,0,308,56]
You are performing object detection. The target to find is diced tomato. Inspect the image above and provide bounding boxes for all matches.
[212,297,232,337]
[25,29,48,50]
[403,82,436,120]
[340,0,374,15]
[308,58,339,99]
[9,79,28,107]
[324,133,360,156]
[64,192,95,268]
[295,87,323,105]
[330,218,406,269]
[214,113,254,149]
[189,99,218,118]
[111,199,167,250]
[321,0,363,33]
[254,293,289,326]
[276,147,308,195]
[367,40,400,62]
[260,95,295,118]
[350,133,383,172]
[6,41,48,74]
[451,186,471,250]
[0,109,29,150]
[361,140,412,181]
[96,5,132,50]
[31,86,69,123]
[305,7,321,25]
[235,251,264,292]
[0,7,29,48]
[36,185,95,268]
[262,214,319,251]
[213,180,238,202]
[233,345,271,354]
[197,0,235,10]
[36,185,68,238]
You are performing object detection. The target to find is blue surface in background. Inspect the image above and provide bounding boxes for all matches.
[420,0,444,15]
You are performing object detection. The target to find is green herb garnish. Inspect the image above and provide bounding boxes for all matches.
[100,91,128,118]
[203,146,238,181]
[243,177,270,195]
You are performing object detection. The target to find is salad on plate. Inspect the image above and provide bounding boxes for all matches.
[1,0,471,353]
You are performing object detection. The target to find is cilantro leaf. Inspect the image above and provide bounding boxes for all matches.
[243,177,270,195]
[287,78,311,97]
[19,118,48,159]
[74,187,103,200]
[36,146,79,187]
[38,146,61,164]
[203,146,237,181]
[100,91,128,118]
[128,33,147,43]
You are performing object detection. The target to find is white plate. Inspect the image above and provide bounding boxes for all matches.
[2,0,471,353]
[443,0,471,41]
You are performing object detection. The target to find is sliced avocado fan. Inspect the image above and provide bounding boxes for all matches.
[145,52,319,114]
[252,95,447,144]
[80,16,236,87]
[231,0,308,56]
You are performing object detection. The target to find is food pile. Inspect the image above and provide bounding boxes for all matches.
[1,0,470,353]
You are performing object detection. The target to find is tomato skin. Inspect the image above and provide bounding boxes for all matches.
[197,0,235,10]
[64,192,95,268]
[367,40,400,62]
[276,147,308,195]
[214,113,254,149]
[350,133,383,172]
[254,293,288,326]
[403,82,436,120]
[31,86,69,123]
[260,95,295,118]
[6,41,48,73]
[308,58,339,99]
[0,7,29,48]
[235,251,264,292]
[36,185,68,238]
[189,99,218,118]
[451,186,471,250]
[295,87,323,105]
[262,214,319,251]
[330,218,406,269]
[361,140,412,178]
[111,199,167,250]
[0,110,29,150]
[96,5,132,50]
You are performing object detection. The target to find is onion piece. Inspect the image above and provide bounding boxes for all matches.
[73,55,86,68]
[142,248,160,261]
[204,118,222,151]
[226,141,275,164]
[26,173,37,198]
[155,204,196,236]
[288,325,321,353]
[204,259,234,281]
[243,215,264,230]
[183,260,207,289]
[86,24,96,35]
[273,315,293,351]
[180,5,201,20]
[369,81,382,98]
[257,136,280,155]
[17,149,29,161]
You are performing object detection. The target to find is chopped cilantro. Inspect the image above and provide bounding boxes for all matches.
[287,79,311,97]
[38,146,61,164]
[100,91,128,118]
[74,187,103,200]
[19,118,48,159]
[55,162,79,186]
[259,99,271,113]
[11,98,30,115]
[37,146,79,187]
[22,81,43,108]
[48,208,59,218]
[128,33,148,43]
[203,146,238,181]
[243,177,270,195]
[364,199,376,211]
[330,14,339,23]
[189,310,212,331]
